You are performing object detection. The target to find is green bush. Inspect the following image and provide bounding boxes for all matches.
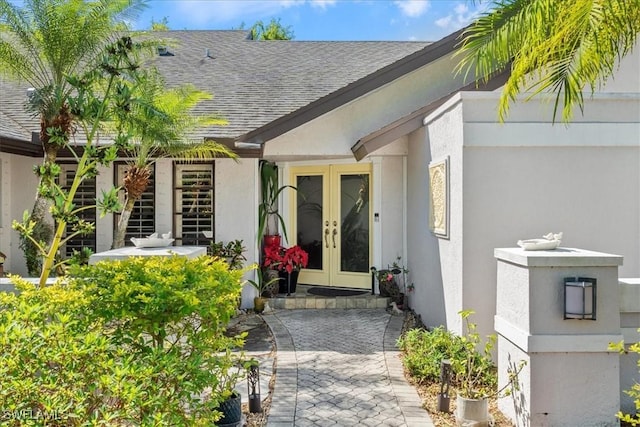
[610,334,640,426]
[399,326,468,383]
[398,322,497,396]
[0,255,245,426]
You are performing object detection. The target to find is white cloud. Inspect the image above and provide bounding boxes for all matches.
[435,15,452,29]
[394,0,431,18]
[454,3,468,15]
[309,0,337,9]
[434,1,483,31]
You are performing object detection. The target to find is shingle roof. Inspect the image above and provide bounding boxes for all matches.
[150,30,430,140]
[0,79,38,140]
[0,30,430,145]
[0,109,32,141]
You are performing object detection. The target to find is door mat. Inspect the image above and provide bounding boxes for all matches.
[307,287,369,297]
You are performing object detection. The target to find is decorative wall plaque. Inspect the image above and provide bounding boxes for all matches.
[429,157,449,238]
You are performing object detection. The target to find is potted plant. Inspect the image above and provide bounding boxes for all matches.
[263,244,309,295]
[258,160,296,247]
[213,350,252,427]
[246,264,280,313]
[371,257,413,308]
[209,239,247,270]
[371,267,399,298]
[450,309,497,426]
[452,310,527,425]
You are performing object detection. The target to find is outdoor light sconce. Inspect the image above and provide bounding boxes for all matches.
[247,363,261,413]
[564,277,596,320]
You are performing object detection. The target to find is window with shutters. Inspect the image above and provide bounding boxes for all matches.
[59,163,96,257]
[174,163,214,245]
[115,163,156,245]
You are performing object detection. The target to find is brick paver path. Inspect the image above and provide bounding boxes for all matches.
[264,309,434,427]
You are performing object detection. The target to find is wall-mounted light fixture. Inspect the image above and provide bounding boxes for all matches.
[564,277,596,320]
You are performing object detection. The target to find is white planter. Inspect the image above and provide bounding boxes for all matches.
[456,395,489,427]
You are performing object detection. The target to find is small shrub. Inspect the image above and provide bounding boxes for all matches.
[209,239,247,270]
[398,316,497,396]
[0,255,245,425]
[610,333,640,426]
[453,310,498,399]
[0,278,160,425]
[399,326,470,384]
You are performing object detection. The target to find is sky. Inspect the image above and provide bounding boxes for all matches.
[132,0,490,42]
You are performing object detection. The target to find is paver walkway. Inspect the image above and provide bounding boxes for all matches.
[263,309,435,427]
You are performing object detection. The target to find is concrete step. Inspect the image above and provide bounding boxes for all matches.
[267,284,390,310]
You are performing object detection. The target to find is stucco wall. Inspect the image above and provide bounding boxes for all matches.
[407,102,466,334]
[377,155,405,269]
[418,91,640,340]
[215,158,259,308]
[0,153,40,276]
[406,126,448,327]
[0,155,258,301]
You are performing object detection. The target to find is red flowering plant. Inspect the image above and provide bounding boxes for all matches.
[263,245,309,274]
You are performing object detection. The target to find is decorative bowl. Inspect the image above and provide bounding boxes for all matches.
[517,239,560,251]
[130,237,175,248]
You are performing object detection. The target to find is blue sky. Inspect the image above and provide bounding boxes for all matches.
[133,0,490,41]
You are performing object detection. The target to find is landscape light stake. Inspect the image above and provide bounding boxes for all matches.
[247,364,261,413]
[438,359,451,413]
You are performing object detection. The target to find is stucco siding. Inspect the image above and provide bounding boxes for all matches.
[378,155,404,269]
[264,52,469,160]
[413,101,466,334]
[417,89,640,340]
[0,156,257,286]
[0,153,40,276]
[406,126,447,328]
[601,48,640,93]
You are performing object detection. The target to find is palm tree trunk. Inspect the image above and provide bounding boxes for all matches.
[112,196,136,249]
[21,145,58,276]
[112,165,151,249]
[31,145,58,228]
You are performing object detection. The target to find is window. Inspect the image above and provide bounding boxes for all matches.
[115,163,156,245]
[174,163,214,245]
[59,163,96,257]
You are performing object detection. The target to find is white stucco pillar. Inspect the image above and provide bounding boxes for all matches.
[494,247,623,427]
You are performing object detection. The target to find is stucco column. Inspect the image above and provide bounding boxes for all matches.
[494,247,623,427]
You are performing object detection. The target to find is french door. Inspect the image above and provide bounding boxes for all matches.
[290,164,371,288]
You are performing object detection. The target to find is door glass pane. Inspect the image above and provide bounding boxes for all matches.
[296,175,323,270]
[340,174,369,273]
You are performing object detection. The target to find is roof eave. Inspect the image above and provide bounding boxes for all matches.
[351,69,511,161]
[0,132,42,157]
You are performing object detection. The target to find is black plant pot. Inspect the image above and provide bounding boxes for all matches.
[217,391,242,426]
[379,278,400,299]
[278,270,299,295]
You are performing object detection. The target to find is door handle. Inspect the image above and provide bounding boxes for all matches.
[332,228,337,248]
[324,227,330,248]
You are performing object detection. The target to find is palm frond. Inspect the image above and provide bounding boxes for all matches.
[161,140,237,162]
[113,67,233,167]
[456,0,640,122]
[0,0,149,120]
